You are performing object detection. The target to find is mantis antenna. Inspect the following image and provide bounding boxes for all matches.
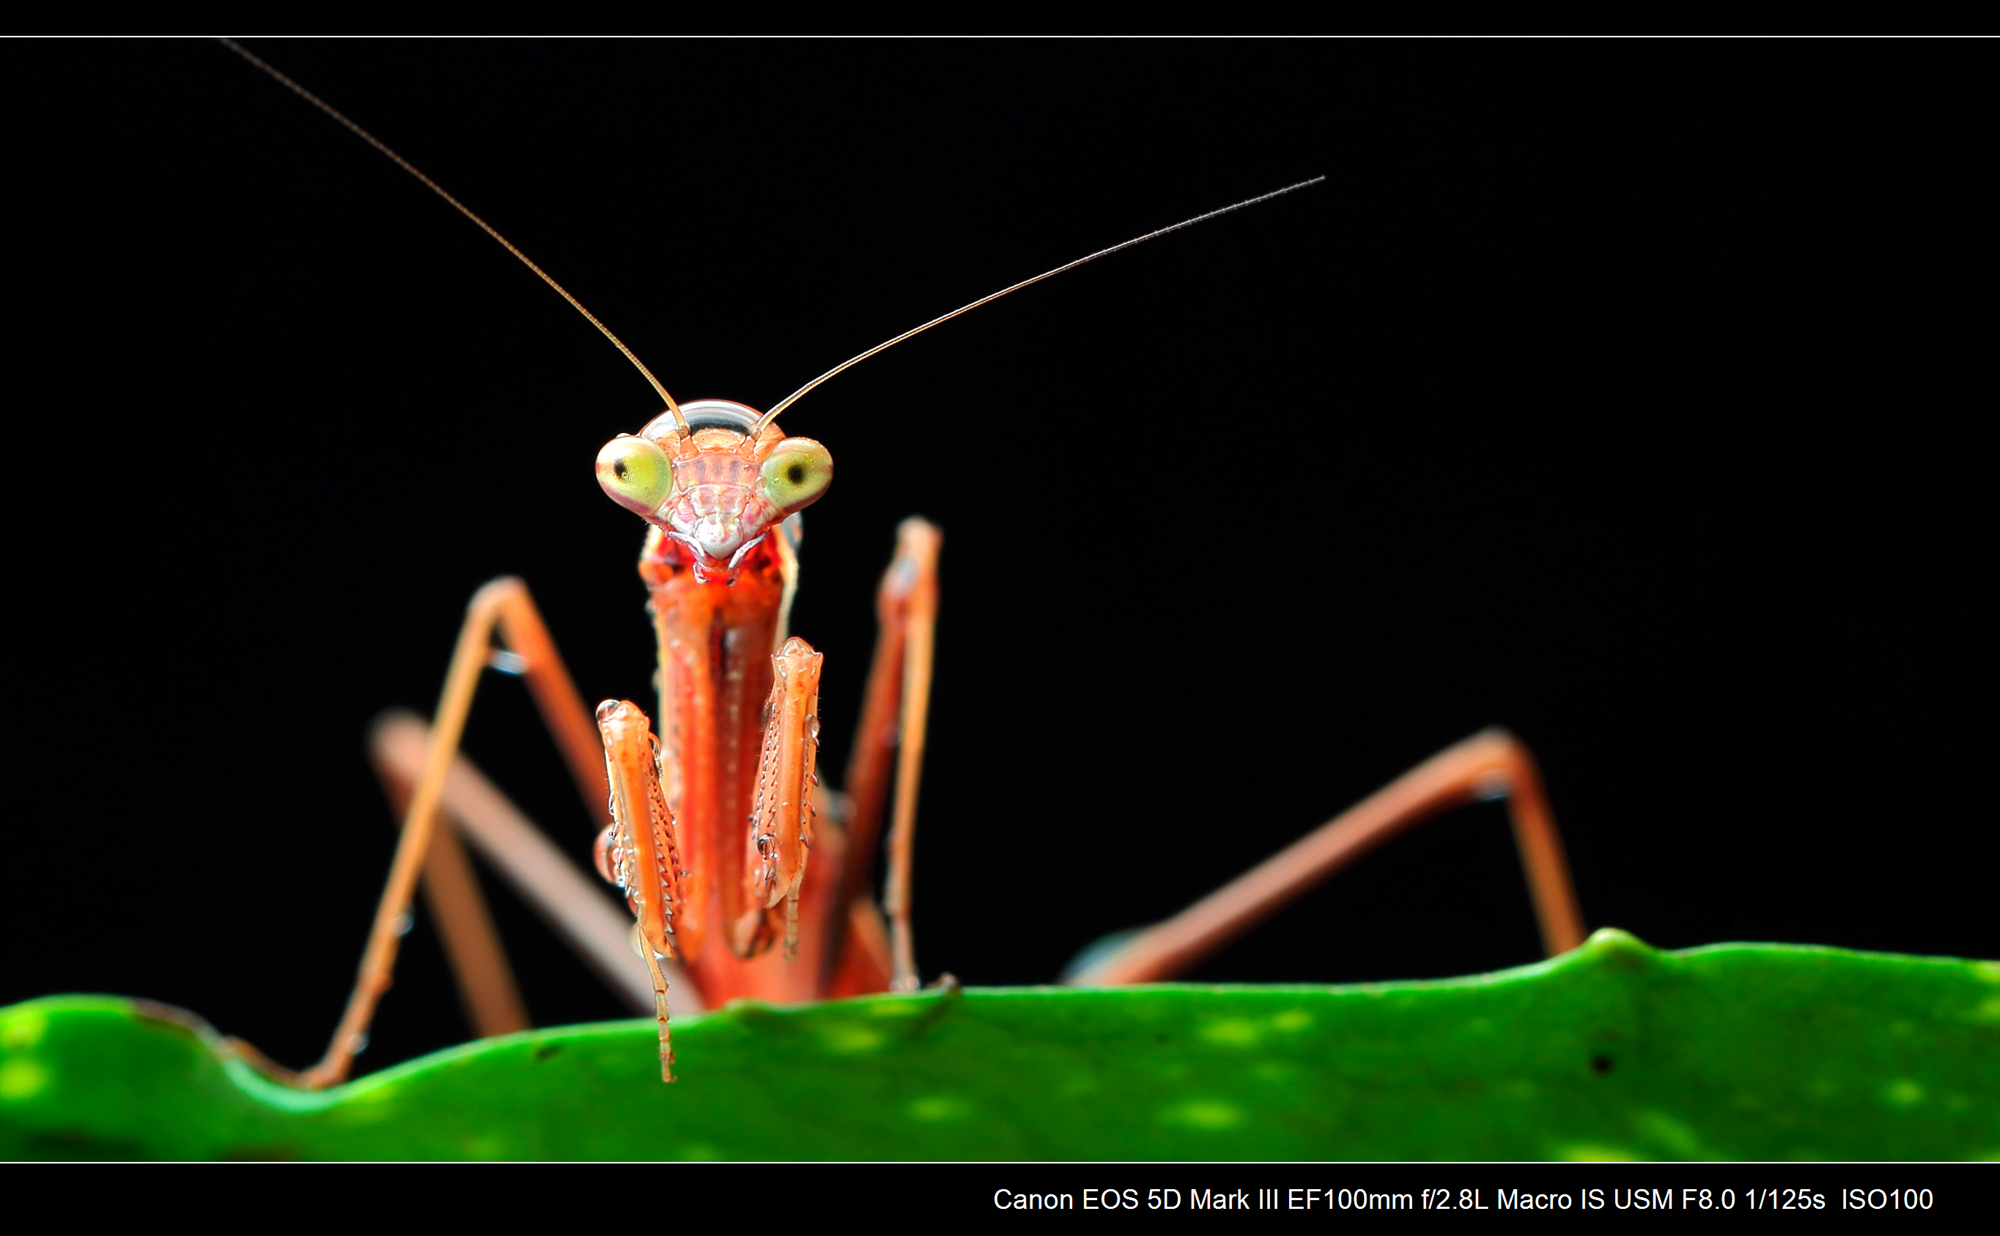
[222,39,1321,441]
[752,175,1327,433]
[219,38,690,436]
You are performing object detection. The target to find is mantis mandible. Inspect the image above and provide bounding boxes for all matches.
[205,42,1586,1087]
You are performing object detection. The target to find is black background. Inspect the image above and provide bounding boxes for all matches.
[3,40,1991,1079]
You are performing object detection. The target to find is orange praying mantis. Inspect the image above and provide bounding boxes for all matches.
[220,41,1585,1088]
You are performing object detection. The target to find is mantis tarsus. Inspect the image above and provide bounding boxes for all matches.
[5,42,1989,1082]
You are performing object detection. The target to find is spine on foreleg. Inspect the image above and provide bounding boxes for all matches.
[595,701,686,963]
[595,698,688,1081]
[742,637,826,960]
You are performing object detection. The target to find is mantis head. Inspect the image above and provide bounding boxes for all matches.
[595,398,833,580]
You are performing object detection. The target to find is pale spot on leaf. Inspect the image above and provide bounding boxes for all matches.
[1199,1018,1260,1046]
[0,1009,48,1053]
[1161,1098,1243,1131]
[0,1058,51,1102]
[909,1095,973,1122]
[820,1024,885,1054]
[1883,1079,1924,1108]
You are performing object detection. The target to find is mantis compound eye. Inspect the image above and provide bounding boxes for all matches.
[596,433,676,516]
[759,438,834,512]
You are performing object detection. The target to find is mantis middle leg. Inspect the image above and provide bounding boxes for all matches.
[237,578,622,1088]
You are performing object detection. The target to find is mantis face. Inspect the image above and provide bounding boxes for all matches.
[594,398,833,581]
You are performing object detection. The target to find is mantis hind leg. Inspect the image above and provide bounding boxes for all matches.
[366,736,528,1043]
[1061,728,1587,985]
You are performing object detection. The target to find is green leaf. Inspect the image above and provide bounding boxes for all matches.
[4,929,1997,1160]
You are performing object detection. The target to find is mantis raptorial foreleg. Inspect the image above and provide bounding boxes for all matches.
[1063,728,1586,985]
[597,637,826,1080]
[745,639,826,962]
[254,521,943,1088]
[595,700,685,1081]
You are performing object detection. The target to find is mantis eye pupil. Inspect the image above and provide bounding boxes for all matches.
[595,435,675,515]
[757,437,832,511]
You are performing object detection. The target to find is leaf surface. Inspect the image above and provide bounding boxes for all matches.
[4,930,1997,1160]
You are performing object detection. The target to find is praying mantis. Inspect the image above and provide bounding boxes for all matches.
[207,41,1581,1088]
[3,42,1988,1084]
